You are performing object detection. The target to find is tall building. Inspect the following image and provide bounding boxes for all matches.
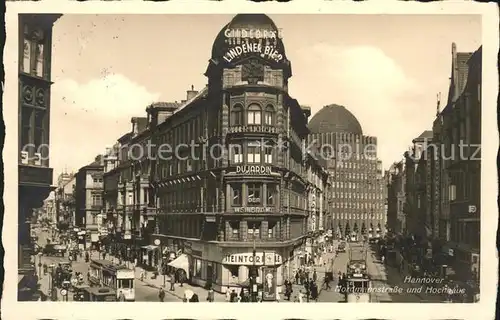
[18,14,61,301]
[390,43,481,287]
[440,44,481,281]
[308,104,386,240]
[74,156,104,250]
[403,130,433,240]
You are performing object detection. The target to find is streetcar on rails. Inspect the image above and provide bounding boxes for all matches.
[344,272,371,302]
[88,259,135,301]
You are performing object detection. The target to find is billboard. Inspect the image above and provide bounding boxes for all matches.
[262,267,276,301]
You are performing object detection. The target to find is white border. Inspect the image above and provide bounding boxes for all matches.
[2,2,498,320]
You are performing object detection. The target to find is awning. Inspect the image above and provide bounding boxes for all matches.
[167,253,190,277]
[141,245,158,251]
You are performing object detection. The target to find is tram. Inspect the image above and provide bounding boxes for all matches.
[88,259,135,301]
[345,273,371,302]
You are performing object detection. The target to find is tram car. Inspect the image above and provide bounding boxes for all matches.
[345,273,371,303]
[89,259,135,301]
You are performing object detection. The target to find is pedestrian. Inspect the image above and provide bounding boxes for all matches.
[230,289,237,302]
[169,272,175,291]
[103,252,107,260]
[312,269,317,282]
[276,289,281,303]
[118,290,125,302]
[310,282,318,302]
[298,291,304,303]
[206,288,214,302]
[158,287,165,302]
[295,271,300,285]
[225,289,231,302]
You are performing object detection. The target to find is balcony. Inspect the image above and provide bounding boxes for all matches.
[19,165,53,186]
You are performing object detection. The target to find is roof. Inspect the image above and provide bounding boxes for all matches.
[211,14,286,61]
[149,101,181,110]
[413,130,433,142]
[308,104,363,135]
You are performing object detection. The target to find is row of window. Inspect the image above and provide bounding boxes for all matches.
[228,221,278,239]
[333,172,381,181]
[333,202,384,210]
[337,161,380,170]
[333,192,384,200]
[231,183,276,206]
[231,104,275,126]
[334,212,385,220]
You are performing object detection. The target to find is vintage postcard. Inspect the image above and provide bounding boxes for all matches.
[1,1,498,320]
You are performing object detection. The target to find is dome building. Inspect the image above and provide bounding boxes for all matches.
[140,14,330,298]
[308,104,387,241]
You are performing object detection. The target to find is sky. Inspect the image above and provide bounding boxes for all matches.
[42,14,481,178]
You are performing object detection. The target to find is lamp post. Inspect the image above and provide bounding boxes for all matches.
[251,226,257,302]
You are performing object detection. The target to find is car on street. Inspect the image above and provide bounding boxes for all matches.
[42,243,66,257]
[337,242,346,253]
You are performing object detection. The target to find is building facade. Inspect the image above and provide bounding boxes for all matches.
[74,157,104,250]
[55,172,76,229]
[386,161,406,235]
[390,43,481,286]
[308,105,386,240]
[440,44,481,281]
[18,14,61,301]
[106,14,330,295]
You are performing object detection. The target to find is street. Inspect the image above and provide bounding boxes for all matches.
[36,230,180,302]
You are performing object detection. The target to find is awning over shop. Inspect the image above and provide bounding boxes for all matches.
[141,245,158,251]
[167,253,190,277]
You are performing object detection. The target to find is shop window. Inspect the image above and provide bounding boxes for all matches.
[194,258,202,278]
[231,104,243,126]
[230,144,243,163]
[247,183,262,205]
[247,104,262,125]
[227,265,239,279]
[264,105,274,125]
[232,184,242,206]
[247,142,261,163]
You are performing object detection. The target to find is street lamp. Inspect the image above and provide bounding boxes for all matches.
[251,226,258,302]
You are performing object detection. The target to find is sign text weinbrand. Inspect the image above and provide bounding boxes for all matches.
[223,42,283,63]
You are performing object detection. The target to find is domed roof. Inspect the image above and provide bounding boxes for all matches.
[308,104,363,135]
[211,14,287,65]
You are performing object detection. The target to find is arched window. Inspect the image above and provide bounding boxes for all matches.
[264,105,274,125]
[231,104,243,126]
[247,104,262,125]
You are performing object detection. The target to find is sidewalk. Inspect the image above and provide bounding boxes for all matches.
[370,252,445,302]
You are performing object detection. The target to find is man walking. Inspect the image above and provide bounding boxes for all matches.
[169,272,175,291]
[158,287,165,302]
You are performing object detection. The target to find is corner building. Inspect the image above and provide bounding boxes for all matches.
[149,14,328,294]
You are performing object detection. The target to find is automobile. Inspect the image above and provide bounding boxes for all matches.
[42,243,66,257]
[337,242,347,253]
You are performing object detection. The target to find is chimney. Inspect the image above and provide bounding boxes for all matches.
[131,117,138,135]
[186,85,198,101]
